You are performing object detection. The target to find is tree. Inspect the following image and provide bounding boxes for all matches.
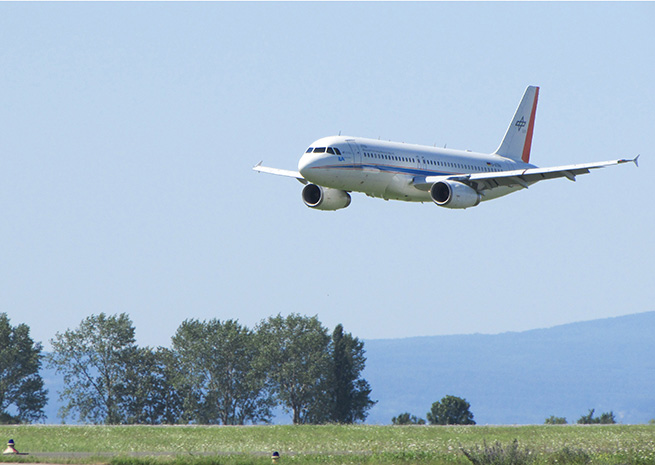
[577,409,616,424]
[392,412,426,425]
[48,313,137,424]
[595,411,617,424]
[123,347,186,425]
[427,395,476,425]
[256,314,331,424]
[171,319,272,425]
[328,324,376,423]
[0,313,48,423]
[545,415,567,425]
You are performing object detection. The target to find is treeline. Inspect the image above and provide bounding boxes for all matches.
[391,396,619,426]
[545,409,617,425]
[0,312,375,425]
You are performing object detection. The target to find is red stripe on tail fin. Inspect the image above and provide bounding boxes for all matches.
[521,87,539,163]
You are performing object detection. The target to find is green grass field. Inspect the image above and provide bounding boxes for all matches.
[1,425,654,465]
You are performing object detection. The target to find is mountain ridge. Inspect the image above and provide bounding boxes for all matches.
[362,311,655,425]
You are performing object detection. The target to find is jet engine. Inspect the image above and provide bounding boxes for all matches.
[302,184,351,211]
[430,181,481,209]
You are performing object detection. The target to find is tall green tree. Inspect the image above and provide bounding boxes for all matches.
[0,313,48,424]
[328,324,376,423]
[48,313,137,424]
[123,347,186,425]
[427,395,476,425]
[172,319,272,425]
[256,314,331,424]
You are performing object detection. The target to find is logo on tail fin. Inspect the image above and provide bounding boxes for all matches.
[515,117,526,131]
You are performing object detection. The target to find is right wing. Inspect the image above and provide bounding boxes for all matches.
[412,156,639,192]
[253,161,307,184]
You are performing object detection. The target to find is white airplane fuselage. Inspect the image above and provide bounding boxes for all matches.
[298,136,533,203]
[254,86,636,210]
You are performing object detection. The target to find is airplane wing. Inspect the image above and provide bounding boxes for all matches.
[253,162,307,184]
[413,156,639,192]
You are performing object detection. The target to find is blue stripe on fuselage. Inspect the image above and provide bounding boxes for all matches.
[306,163,455,177]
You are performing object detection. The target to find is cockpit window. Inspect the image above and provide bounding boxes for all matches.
[327,147,335,154]
[334,148,342,155]
[305,147,313,153]
[314,147,326,153]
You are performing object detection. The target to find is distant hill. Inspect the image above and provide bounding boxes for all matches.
[362,311,655,425]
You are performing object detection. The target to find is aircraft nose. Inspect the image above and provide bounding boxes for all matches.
[298,153,315,178]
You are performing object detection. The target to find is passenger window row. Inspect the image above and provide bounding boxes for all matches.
[305,146,502,173]
[364,152,415,163]
[425,159,500,172]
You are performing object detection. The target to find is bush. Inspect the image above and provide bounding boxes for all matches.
[391,412,425,425]
[548,447,591,465]
[427,395,475,425]
[577,409,616,424]
[461,440,534,465]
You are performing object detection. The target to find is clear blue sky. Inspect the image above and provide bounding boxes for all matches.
[1,2,653,350]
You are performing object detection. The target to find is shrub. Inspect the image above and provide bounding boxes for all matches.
[577,409,616,424]
[427,395,475,425]
[461,440,534,465]
[548,447,591,465]
[392,412,426,425]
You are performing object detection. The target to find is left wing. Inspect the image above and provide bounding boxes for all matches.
[253,161,307,184]
[413,156,639,192]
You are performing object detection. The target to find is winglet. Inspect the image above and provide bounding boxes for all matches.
[254,161,263,169]
[633,155,640,167]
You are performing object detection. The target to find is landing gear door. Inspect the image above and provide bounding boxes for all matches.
[346,140,362,166]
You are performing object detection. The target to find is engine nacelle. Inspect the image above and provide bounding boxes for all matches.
[302,184,351,211]
[430,181,481,209]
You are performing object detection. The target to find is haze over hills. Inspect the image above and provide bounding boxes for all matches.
[362,311,655,425]
[41,312,654,425]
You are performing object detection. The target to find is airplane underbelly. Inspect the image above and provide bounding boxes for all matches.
[348,170,428,201]
[307,166,429,202]
[349,171,430,202]
[383,174,430,201]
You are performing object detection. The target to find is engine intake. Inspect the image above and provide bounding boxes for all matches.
[430,181,481,209]
[302,184,351,211]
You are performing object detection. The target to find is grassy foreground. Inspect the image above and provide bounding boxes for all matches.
[0,425,654,465]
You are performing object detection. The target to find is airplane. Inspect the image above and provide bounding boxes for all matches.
[253,86,638,210]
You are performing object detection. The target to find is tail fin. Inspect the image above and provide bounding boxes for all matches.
[494,86,539,163]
